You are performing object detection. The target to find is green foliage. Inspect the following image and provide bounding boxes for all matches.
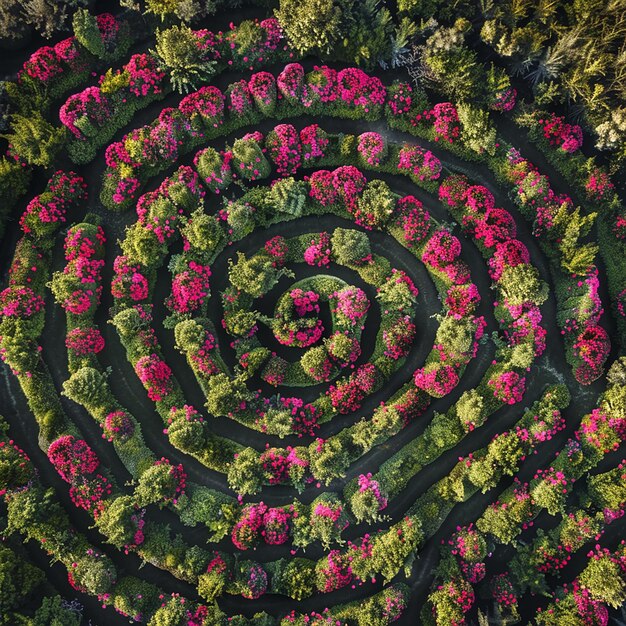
[425,412,463,451]
[33,596,82,626]
[3,114,67,167]
[227,447,263,496]
[0,157,30,232]
[423,25,480,101]
[300,345,331,381]
[271,558,316,600]
[62,367,111,409]
[587,465,626,512]
[457,103,497,155]
[195,148,232,192]
[269,177,308,216]
[499,264,549,307]
[310,437,350,485]
[153,26,217,94]
[135,462,177,507]
[205,372,252,417]
[231,137,270,181]
[340,0,394,69]
[350,481,388,523]
[0,544,44,622]
[366,516,421,582]
[377,273,417,311]
[121,223,167,268]
[95,496,143,550]
[73,8,104,58]
[144,0,181,21]
[456,389,486,432]
[357,179,396,229]
[275,0,345,55]
[72,553,116,596]
[579,554,626,608]
[331,227,371,265]
[226,201,256,240]
[181,209,224,254]
[229,252,292,298]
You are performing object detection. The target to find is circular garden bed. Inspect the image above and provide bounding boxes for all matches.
[0,2,625,625]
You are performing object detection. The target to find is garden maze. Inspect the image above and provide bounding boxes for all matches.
[0,4,625,625]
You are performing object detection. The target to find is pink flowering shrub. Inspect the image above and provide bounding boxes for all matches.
[579,408,626,453]
[66,326,105,356]
[60,86,112,139]
[126,53,166,97]
[260,446,308,486]
[383,316,417,360]
[489,371,526,405]
[331,287,370,326]
[0,286,45,319]
[308,170,338,207]
[491,87,517,112]
[316,550,353,592]
[111,256,149,302]
[386,82,413,117]
[464,185,496,213]
[265,123,302,176]
[103,410,135,442]
[281,397,321,437]
[328,363,377,414]
[248,71,277,115]
[414,363,459,398]
[422,230,462,269]
[167,260,211,315]
[488,240,530,281]
[20,171,86,238]
[540,113,583,153]
[238,562,267,599]
[303,232,331,267]
[418,102,460,143]
[352,472,388,520]
[336,68,386,115]
[277,63,307,105]
[357,132,387,166]
[398,144,442,181]
[395,195,431,247]
[112,177,140,205]
[232,503,266,550]
[262,507,290,545]
[573,325,610,385]
[300,124,329,163]
[446,283,481,319]
[332,165,368,214]
[135,354,173,402]
[275,303,324,347]
[21,46,64,84]
[310,498,349,547]
[48,435,99,482]
[264,235,288,267]
[261,356,288,386]
[470,207,517,249]
[70,474,112,517]
[306,65,337,105]
[178,86,225,130]
[226,79,255,118]
[585,167,614,201]
[439,174,470,209]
